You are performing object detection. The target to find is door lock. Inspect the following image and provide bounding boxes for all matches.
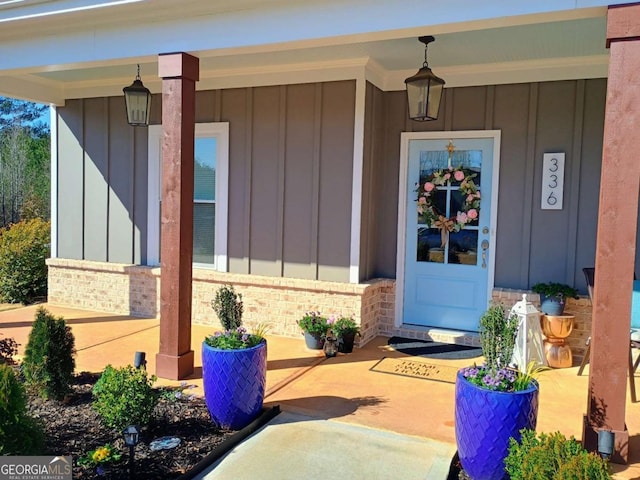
[481,240,489,269]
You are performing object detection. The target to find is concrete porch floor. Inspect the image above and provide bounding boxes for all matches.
[2,304,640,479]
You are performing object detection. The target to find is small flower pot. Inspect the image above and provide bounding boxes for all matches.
[539,294,566,315]
[337,332,356,353]
[304,332,324,350]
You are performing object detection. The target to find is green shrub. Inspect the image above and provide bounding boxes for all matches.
[92,365,158,430]
[0,364,43,455]
[22,307,76,400]
[211,284,243,331]
[479,303,518,372]
[0,218,50,304]
[505,429,611,480]
[0,334,18,364]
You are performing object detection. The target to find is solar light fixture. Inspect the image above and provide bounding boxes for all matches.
[405,36,445,121]
[133,351,146,369]
[122,425,140,479]
[597,429,614,460]
[123,64,151,126]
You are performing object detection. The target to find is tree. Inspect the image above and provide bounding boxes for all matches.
[0,98,48,135]
[0,98,50,227]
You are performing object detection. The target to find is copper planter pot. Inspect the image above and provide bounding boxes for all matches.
[541,314,575,368]
[540,314,574,339]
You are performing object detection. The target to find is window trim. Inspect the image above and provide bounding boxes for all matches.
[147,122,229,271]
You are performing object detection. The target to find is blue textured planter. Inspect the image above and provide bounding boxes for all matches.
[202,340,267,430]
[455,371,539,480]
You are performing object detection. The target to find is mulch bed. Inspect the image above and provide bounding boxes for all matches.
[26,372,235,479]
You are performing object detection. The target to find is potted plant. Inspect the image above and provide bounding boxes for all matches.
[330,316,360,353]
[202,285,267,430]
[455,303,542,480]
[532,282,579,315]
[505,429,611,479]
[298,311,329,349]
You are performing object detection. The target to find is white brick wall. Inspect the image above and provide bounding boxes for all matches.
[46,259,591,360]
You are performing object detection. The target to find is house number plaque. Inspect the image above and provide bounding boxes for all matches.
[541,153,565,210]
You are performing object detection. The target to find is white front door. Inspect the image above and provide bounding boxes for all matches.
[397,131,500,332]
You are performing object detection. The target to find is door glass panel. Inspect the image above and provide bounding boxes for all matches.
[417,227,445,263]
[449,230,479,265]
[415,142,482,266]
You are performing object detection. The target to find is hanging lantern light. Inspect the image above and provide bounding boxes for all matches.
[405,36,445,121]
[123,64,151,127]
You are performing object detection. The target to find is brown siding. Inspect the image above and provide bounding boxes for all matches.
[58,97,147,265]
[108,95,134,264]
[283,83,319,280]
[317,81,355,281]
[361,82,386,281]
[57,101,84,260]
[57,80,356,282]
[371,79,606,292]
[83,98,108,262]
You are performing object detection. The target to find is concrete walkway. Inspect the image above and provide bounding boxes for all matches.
[196,411,455,480]
[2,304,640,479]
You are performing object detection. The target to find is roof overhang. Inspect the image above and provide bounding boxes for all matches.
[0,0,620,105]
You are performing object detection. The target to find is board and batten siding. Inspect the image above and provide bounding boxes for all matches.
[361,79,606,292]
[57,96,148,264]
[56,80,355,282]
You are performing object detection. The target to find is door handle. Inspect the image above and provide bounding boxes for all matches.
[481,240,489,269]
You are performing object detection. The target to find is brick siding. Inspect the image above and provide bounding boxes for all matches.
[47,259,591,363]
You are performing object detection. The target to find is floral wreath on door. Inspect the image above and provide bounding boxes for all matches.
[416,140,481,247]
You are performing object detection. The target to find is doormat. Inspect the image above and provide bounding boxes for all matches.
[387,337,482,360]
[370,357,459,384]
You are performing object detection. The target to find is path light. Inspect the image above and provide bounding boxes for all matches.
[123,64,151,126]
[122,425,140,479]
[597,429,614,459]
[134,351,146,369]
[405,36,445,121]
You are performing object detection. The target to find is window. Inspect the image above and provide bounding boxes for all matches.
[148,123,229,271]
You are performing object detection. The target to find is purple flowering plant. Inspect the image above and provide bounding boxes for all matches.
[460,364,520,392]
[204,327,264,350]
[460,303,542,392]
[298,311,330,336]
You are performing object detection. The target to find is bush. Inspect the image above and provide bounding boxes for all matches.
[0,218,50,304]
[92,365,158,430]
[0,334,18,365]
[22,307,76,400]
[0,364,43,455]
[211,285,243,331]
[479,303,518,371]
[505,429,611,480]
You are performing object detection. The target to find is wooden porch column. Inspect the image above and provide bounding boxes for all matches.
[155,52,199,380]
[582,4,640,463]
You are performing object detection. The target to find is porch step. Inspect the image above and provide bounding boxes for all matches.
[388,325,481,348]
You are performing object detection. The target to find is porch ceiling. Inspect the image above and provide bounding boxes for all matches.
[0,0,611,105]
